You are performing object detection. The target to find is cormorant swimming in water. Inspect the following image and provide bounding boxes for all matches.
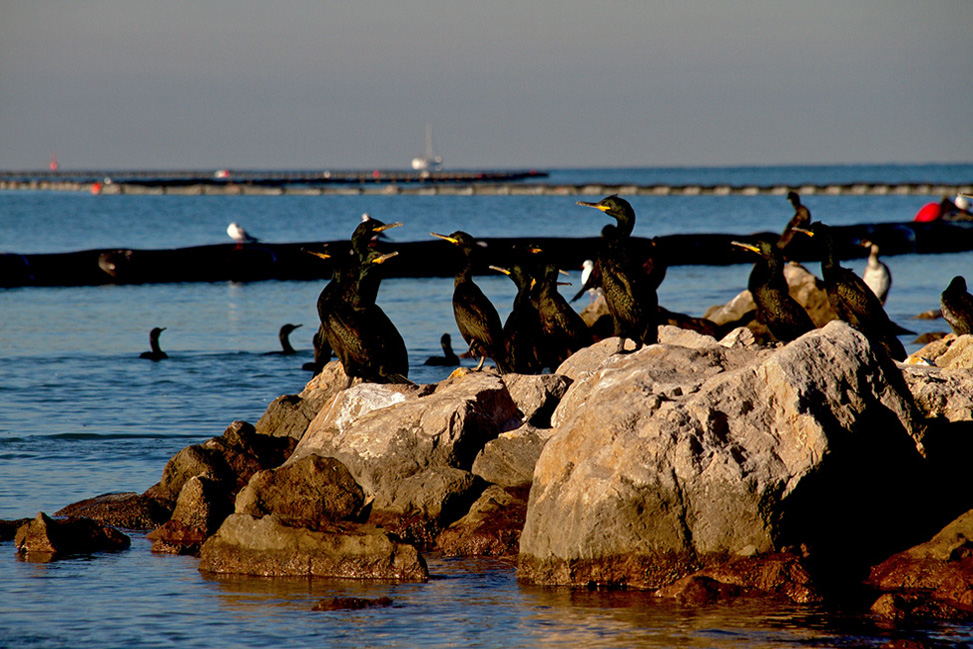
[941,275,973,335]
[267,323,302,355]
[731,238,816,343]
[777,192,811,254]
[227,222,258,248]
[424,333,460,366]
[140,327,168,361]
[860,240,891,305]
[431,231,512,373]
[576,196,659,353]
[490,262,543,374]
[795,222,907,361]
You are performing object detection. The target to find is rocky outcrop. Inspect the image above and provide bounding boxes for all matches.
[54,491,170,530]
[519,322,935,593]
[867,509,973,622]
[147,476,232,555]
[501,373,572,428]
[14,512,130,560]
[472,424,552,488]
[437,485,529,557]
[656,552,820,604]
[198,513,427,581]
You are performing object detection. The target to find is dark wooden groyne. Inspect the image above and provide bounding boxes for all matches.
[3,220,972,289]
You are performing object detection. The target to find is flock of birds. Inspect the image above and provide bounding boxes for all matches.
[141,195,973,377]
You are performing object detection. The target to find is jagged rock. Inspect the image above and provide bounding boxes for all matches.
[312,597,393,611]
[368,467,486,550]
[234,454,366,529]
[866,509,973,622]
[147,475,233,555]
[519,322,934,592]
[291,371,520,501]
[902,365,973,423]
[472,424,552,488]
[145,420,296,507]
[656,553,821,604]
[254,362,351,439]
[437,485,529,557]
[501,373,571,429]
[909,333,973,369]
[14,512,130,559]
[54,491,170,530]
[198,513,427,581]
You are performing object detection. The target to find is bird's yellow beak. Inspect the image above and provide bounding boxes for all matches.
[370,251,399,265]
[304,249,332,260]
[488,265,511,276]
[576,200,610,213]
[430,232,458,244]
[793,227,814,238]
[375,222,403,233]
[730,241,760,254]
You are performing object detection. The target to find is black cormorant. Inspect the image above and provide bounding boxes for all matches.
[576,196,659,353]
[351,217,403,259]
[490,263,543,374]
[424,333,461,366]
[140,327,168,361]
[267,323,302,355]
[431,231,512,373]
[941,275,973,335]
[796,222,907,360]
[860,240,891,305]
[731,238,816,343]
[534,259,594,368]
[777,191,811,253]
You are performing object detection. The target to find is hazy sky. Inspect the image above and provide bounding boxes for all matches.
[1,1,970,170]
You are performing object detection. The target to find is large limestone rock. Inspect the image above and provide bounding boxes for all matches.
[519,322,932,592]
[472,424,553,488]
[291,372,520,502]
[15,512,130,560]
[437,485,529,557]
[501,373,572,428]
[254,362,351,439]
[198,513,427,581]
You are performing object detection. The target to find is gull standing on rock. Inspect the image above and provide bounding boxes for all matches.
[227,222,258,248]
[860,239,891,305]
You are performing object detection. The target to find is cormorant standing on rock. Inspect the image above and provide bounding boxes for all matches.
[140,327,168,361]
[777,192,811,254]
[576,196,658,353]
[860,240,891,305]
[941,276,973,335]
[490,262,543,374]
[796,222,907,361]
[267,323,302,355]
[351,217,403,258]
[534,259,594,368]
[731,238,816,343]
[431,231,512,373]
[424,333,460,366]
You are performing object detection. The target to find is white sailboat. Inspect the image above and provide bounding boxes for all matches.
[411,124,443,171]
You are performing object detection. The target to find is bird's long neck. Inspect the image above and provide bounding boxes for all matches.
[150,334,163,354]
[280,331,296,353]
[454,249,474,285]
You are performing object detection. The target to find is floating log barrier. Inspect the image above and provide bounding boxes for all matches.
[3,220,972,288]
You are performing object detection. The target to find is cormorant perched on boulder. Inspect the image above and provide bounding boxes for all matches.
[576,195,659,353]
[431,231,512,373]
[796,222,907,361]
[533,259,594,368]
[731,238,816,343]
[490,262,544,374]
[941,275,973,335]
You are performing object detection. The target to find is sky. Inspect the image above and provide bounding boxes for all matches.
[1,1,970,171]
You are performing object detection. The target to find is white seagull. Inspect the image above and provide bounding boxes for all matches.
[227,222,258,248]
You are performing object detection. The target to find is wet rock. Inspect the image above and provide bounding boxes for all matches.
[234,454,366,529]
[437,485,529,557]
[1,518,31,542]
[657,553,821,604]
[368,467,486,550]
[147,475,232,555]
[866,509,973,622]
[502,373,572,428]
[312,596,393,611]
[198,513,427,581]
[519,322,932,592]
[291,372,519,501]
[145,420,296,508]
[54,491,170,530]
[14,512,130,559]
[254,362,351,439]
[472,424,552,488]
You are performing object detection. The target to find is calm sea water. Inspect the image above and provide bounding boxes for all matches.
[2,164,972,648]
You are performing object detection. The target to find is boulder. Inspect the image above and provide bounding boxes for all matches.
[234,454,366,529]
[14,512,130,560]
[198,513,427,581]
[54,491,170,530]
[902,365,973,423]
[656,553,821,604]
[291,371,520,501]
[472,424,552,488]
[501,373,572,428]
[866,509,973,622]
[437,485,529,557]
[1,518,31,542]
[908,334,973,369]
[254,362,350,439]
[519,322,934,592]
[147,475,233,555]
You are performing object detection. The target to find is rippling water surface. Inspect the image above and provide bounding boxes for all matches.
[2,164,972,647]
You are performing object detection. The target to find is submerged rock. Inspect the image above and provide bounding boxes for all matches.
[656,553,821,605]
[55,491,170,531]
[15,512,130,560]
[519,322,933,592]
[198,513,427,581]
